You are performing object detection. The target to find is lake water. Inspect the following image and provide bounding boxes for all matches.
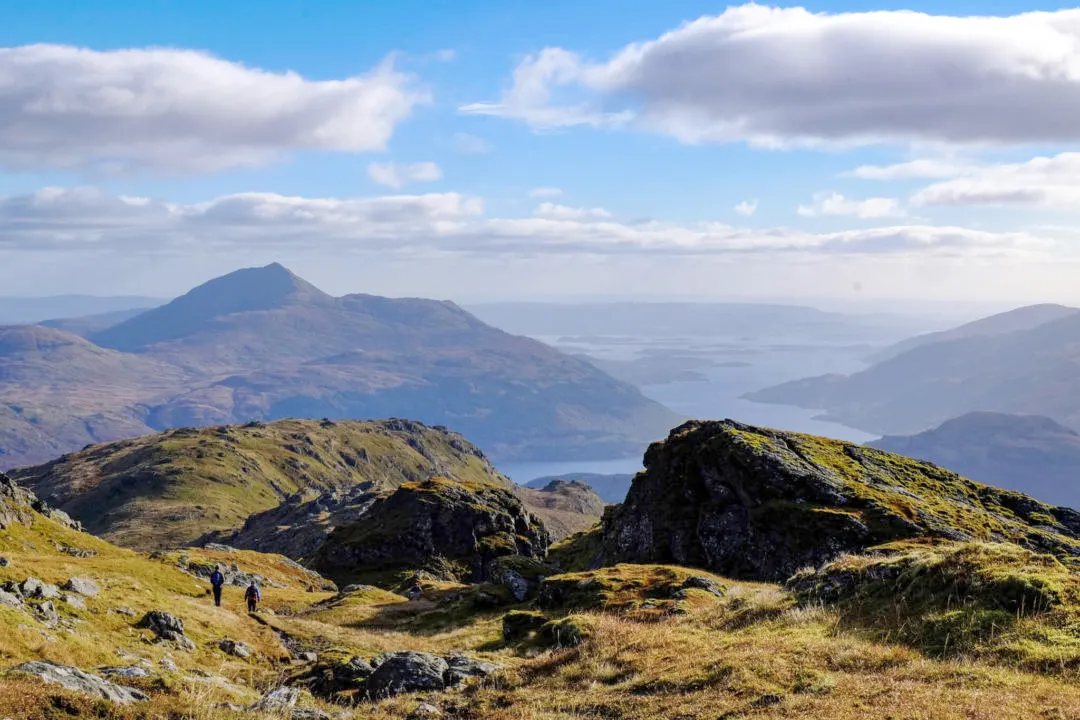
[497,333,880,484]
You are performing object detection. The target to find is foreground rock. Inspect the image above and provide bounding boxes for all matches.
[10,661,148,704]
[601,420,1080,581]
[136,610,195,650]
[314,477,550,585]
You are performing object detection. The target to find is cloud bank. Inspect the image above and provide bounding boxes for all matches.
[0,187,1046,259]
[0,44,425,174]
[464,5,1080,147]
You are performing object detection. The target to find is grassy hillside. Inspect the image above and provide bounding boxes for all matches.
[10,418,507,551]
[11,418,602,554]
[10,419,1080,718]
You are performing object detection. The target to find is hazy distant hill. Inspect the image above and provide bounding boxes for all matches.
[0,294,164,324]
[0,263,680,468]
[467,301,928,343]
[746,304,1080,436]
[867,303,1079,363]
[869,412,1080,509]
[525,472,635,503]
[40,308,155,337]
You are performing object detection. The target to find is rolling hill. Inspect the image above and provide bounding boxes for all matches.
[0,263,681,468]
[745,304,1080,437]
[869,412,1080,509]
[10,418,603,553]
[866,303,1079,363]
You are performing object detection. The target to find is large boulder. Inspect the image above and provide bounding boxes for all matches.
[365,652,449,698]
[314,477,550,585]
[136,610,195,650]
[9,661,148,704]
[602,420,1080,582]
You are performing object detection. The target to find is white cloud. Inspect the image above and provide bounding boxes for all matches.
[0,186,1045,260]
[461,48,634,130]
[529,187,564,198]
[734,200,758,216]
[848,159,978,180]
[451,132,493,155]
[0,44,426,174]
[909,152,1080,208]
[367,161,443,189]
[465,6,1080,146]
[534,202,611,220]
[798,192,905,218]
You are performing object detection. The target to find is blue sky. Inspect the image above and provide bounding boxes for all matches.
[3,0,1080,304]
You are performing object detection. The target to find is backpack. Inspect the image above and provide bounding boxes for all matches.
[245,585,260,601]
[210,571,223,587]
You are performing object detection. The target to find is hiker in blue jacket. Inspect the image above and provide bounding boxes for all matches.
[210,567,225,607]
[245,581,261,613]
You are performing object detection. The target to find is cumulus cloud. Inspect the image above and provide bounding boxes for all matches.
[534,202,611,220]
[798,192,905,218]
[529,187,564,198]
[734,200,758,216]
[0,44,426,174]
[0,186,1046,259]
[367,161,443,189]
[464,5,1080,146]
[908,153,1080,208]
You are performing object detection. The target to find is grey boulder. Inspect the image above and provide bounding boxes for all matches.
[9,661,148,704]
[63,577,100,597]
[366,651,449,698]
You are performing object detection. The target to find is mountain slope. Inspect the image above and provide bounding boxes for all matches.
[10,418,510,552]
[867,303,1079,363]
[746,307,1080,436]
[11,418,602,555]
[869,412,1080,508]
[598,419,1080,581]
[0,325,186,468]
[0,263,681,468]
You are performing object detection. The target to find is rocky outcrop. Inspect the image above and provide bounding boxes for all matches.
[136,610,195,650]
[602,420,1080,582]
[9,661,148,704]
[313,477,550,585]
[512,479,605,541]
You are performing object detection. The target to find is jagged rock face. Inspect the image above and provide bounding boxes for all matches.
[602,420,1080,582]
[0,472,33,529]
[314,477,551,585]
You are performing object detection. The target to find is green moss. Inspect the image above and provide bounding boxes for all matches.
[789,540,1080,667]
[547,526,603,572]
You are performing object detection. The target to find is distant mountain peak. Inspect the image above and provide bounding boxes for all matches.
[90,262,330,352]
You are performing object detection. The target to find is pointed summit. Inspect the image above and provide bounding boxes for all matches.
[91,263,330,352]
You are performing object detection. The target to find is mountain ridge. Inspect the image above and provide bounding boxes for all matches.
[0,263,681,468]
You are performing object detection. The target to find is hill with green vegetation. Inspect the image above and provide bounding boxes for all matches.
[10,418,602,555]
[0,263,681,469]
[870,412,1080,509]
[9,418,1080,718]
[746,304,1080,437]
[598,419,1080,580]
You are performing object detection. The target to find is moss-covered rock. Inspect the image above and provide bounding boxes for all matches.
[313,477,551,587]
[602,420,1080,582]
[787,540,1080,662]
[537,564,727,618]
[502,610,550,642]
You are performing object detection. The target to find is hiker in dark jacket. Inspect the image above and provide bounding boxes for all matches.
[245,582,261,613]
[210,567,225,607]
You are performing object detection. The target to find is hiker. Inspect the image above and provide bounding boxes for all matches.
[210,566,225,607]
[245,581,261,613]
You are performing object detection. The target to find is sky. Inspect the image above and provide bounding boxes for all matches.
[4,0,1080,305]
